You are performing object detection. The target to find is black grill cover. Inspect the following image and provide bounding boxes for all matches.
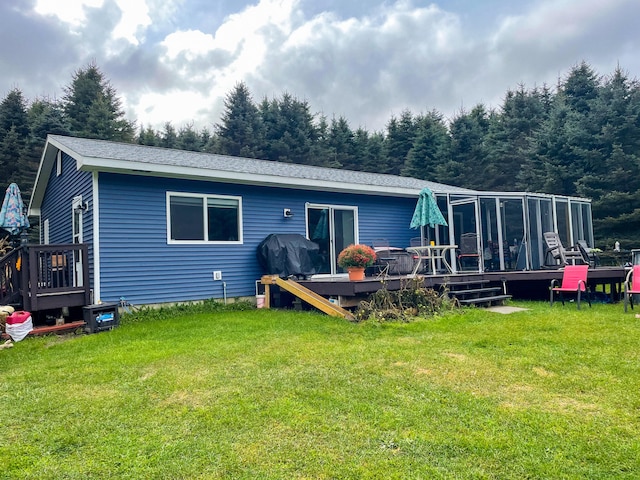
[257,234,321,277]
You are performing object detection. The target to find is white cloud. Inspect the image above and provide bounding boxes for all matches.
[34,0,104,26]
[18,0,640,133]
[112,0,151,45]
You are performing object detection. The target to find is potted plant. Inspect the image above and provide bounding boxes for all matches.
[337,244,377,281]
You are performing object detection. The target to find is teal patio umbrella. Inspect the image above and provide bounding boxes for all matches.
[0,183,29,236]
[410,187,447,229]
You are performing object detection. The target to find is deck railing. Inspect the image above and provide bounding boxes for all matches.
[0,244,90,312]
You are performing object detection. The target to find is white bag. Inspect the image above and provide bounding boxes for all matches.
[6,314,33,342]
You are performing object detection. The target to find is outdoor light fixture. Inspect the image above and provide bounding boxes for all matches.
[283,208,294,218]
[74,202,89,212]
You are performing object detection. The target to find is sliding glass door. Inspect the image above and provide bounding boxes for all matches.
[307,204,357,275]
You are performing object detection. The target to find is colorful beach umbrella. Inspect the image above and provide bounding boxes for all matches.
[410,187,447,229]
[0,183,30,235]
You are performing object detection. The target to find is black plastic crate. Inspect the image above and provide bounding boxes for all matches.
[83,303,119,333]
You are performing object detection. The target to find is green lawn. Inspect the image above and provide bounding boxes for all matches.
[1,302,639,479]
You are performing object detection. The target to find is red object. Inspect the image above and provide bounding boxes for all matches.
[6,311,32,325]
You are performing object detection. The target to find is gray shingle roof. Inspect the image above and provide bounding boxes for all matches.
[48,135,476,196]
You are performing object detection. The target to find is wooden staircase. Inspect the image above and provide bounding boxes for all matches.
[446,280,512,307]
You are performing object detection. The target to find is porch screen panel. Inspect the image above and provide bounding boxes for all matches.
[436,196,450,244]
[571,202,583,244]
[501,198,526,270]
[581,203,594,246]
[556,200,570,246]
[480,198,499,270]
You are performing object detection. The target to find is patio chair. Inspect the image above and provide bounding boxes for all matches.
[410,237,424,247]
[576,240,599,268]
[550,264,591,309]
[623,265,640,312]
[457,233,480,271]
[372,239,398,276]
[543,232,585,266]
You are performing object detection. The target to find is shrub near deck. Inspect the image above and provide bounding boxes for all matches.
[0,302,638,479]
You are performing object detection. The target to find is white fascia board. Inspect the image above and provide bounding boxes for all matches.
[75,156,426,198]
[28,138,59,215]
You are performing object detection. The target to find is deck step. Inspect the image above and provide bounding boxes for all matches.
[457,294,512,306]
[448,286,502,296]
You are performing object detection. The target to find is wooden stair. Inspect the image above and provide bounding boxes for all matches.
[446,281,512,307]
[261,275,355,321]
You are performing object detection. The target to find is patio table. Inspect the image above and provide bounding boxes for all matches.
[406,244,458,275]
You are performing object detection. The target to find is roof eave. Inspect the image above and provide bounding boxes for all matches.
[78,156,453,198]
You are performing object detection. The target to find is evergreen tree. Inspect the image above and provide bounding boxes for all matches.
[436,105,490,188]
[0,90,29,189]
[260,93,317,164]
[137,125,159,146]
[0,88,29,139]
[27,98,69,141]
[62,62,134,141]
[484,85,548,191]
[402,110,450,180]
[353,128,386,173]
[216,82,263,158]
[327,116,354,169]
[308,114,335,167]
[0,126,23,187]
[385,110,416,175]
[177,122,202,151]
[160,122,178,149]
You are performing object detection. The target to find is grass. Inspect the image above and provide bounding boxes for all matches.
[1,301,639,479]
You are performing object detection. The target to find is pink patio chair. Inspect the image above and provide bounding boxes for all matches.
[550,264,591,309]
[623,265,640,312]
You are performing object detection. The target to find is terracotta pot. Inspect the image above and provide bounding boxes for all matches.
[347,267,365,281]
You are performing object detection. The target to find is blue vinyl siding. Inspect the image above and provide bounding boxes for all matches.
[97,173,417,304]
[40,152,94,285]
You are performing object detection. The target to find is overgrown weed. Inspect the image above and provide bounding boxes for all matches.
[355,277,460,322]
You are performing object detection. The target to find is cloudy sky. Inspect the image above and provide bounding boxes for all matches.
[2,0,639,132]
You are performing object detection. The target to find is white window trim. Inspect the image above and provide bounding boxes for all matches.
[166,191,243,245]
[56,151,62,176]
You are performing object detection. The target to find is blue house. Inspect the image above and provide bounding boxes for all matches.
[29,135,594,306]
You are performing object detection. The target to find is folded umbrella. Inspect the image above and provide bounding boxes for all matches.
[410,187,447,229]
[0,183,30,235]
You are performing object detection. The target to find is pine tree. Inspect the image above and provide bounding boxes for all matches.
[401,110,450,180]
[436,105,489,188]
[177,122,202,151]
[160,122,177,149]
[0,89,29,139]
[216,82,263,158]
[62,62,134,141]
[385,110,416,175]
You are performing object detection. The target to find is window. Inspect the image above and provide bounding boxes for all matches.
[167,192,242,243]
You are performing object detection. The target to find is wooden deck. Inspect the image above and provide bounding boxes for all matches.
[291,266,627,306]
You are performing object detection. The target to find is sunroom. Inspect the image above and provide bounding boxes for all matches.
[420,191,593,273]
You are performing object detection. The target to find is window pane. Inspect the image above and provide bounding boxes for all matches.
[170,196,204,240]
[207,198,239,241]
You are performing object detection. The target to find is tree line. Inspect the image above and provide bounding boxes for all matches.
[1,61,639,248]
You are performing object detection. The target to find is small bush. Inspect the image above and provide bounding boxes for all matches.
[355,277,460,322]
[120,298,254,325]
